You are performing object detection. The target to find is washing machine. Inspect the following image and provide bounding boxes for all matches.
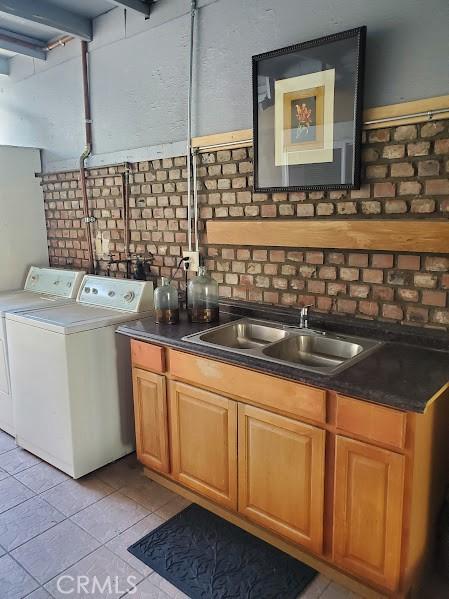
[0,266,85,434]
[6,275,154,478]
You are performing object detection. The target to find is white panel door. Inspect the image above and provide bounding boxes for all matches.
[0,147,48,291]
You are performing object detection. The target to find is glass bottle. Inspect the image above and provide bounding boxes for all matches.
[154,277,179,324]
[187,266,219,323]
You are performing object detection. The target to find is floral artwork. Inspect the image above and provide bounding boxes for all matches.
[274,72,334,167]
[252,26,366,191]
[292,97,316,143]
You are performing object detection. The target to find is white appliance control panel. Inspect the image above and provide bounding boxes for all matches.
[24,267,85,298]
[77,276,154,312]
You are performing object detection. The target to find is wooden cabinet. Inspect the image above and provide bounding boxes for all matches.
[238,404,325,552]
[131,342,448,597]
[333,436,405,591]
[169,381,238,510]
[132,368,170,473]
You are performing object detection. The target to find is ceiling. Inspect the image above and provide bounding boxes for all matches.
[0,0,152,75]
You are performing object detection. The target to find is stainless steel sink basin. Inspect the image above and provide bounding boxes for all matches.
[182,318,382,376]
[262,334,363,369]
[198,321,288,350]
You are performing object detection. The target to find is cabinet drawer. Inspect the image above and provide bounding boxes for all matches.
[167,349,326,424]
[336,394,406,449]
[131,339,166,373]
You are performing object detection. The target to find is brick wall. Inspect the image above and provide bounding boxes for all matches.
[43,120,449,330]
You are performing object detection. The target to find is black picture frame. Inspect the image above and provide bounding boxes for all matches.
[252,26,366,193]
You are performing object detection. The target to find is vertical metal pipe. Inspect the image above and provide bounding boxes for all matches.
[122,163,131,278]
[79,40,95,274]
[81,41,92,149]
[193,150,199,252]
[186,0,197,252]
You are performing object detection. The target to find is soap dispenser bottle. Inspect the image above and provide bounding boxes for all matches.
[187,266,219,323]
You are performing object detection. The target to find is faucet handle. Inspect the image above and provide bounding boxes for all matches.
[299,304,313,328]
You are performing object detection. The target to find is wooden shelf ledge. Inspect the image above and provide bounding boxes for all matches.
[192,95,449,150]
[206,219,449,253]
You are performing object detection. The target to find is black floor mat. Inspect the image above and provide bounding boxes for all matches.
[128,503,317,599]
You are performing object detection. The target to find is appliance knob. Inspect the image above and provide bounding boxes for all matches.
[108,290,115,298]
[84,287,91,293]
[92,288,98,295]
[67,282,72,288]
[124,291,135,303]
[30,275,38,284]
[54,280,60,285]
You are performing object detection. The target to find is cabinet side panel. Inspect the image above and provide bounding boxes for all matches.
[403,393,449,593]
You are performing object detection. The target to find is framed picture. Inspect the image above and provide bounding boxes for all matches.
[252,27,366,192]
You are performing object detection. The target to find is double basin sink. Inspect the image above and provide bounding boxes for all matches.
[183,318,382,376]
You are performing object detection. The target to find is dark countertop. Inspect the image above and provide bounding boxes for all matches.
[118,304,449,414]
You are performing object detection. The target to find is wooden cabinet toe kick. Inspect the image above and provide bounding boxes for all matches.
[130,340,449,598]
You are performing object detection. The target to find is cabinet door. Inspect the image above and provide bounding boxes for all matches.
[132,368,169,473]
[238,404,325,553]
[333,436,405,591]
[169,381,237,510]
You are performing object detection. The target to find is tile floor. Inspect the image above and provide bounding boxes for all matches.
[0,429,446,599]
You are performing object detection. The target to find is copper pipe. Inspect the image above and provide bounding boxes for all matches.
[46,35,73,51]
[79,40,95,274]
[1,34,74,57]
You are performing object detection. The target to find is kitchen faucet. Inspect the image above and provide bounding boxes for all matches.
[299,305,313,329]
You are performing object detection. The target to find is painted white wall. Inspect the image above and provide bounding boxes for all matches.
[0,147,49,290]
[0,0,447,172]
